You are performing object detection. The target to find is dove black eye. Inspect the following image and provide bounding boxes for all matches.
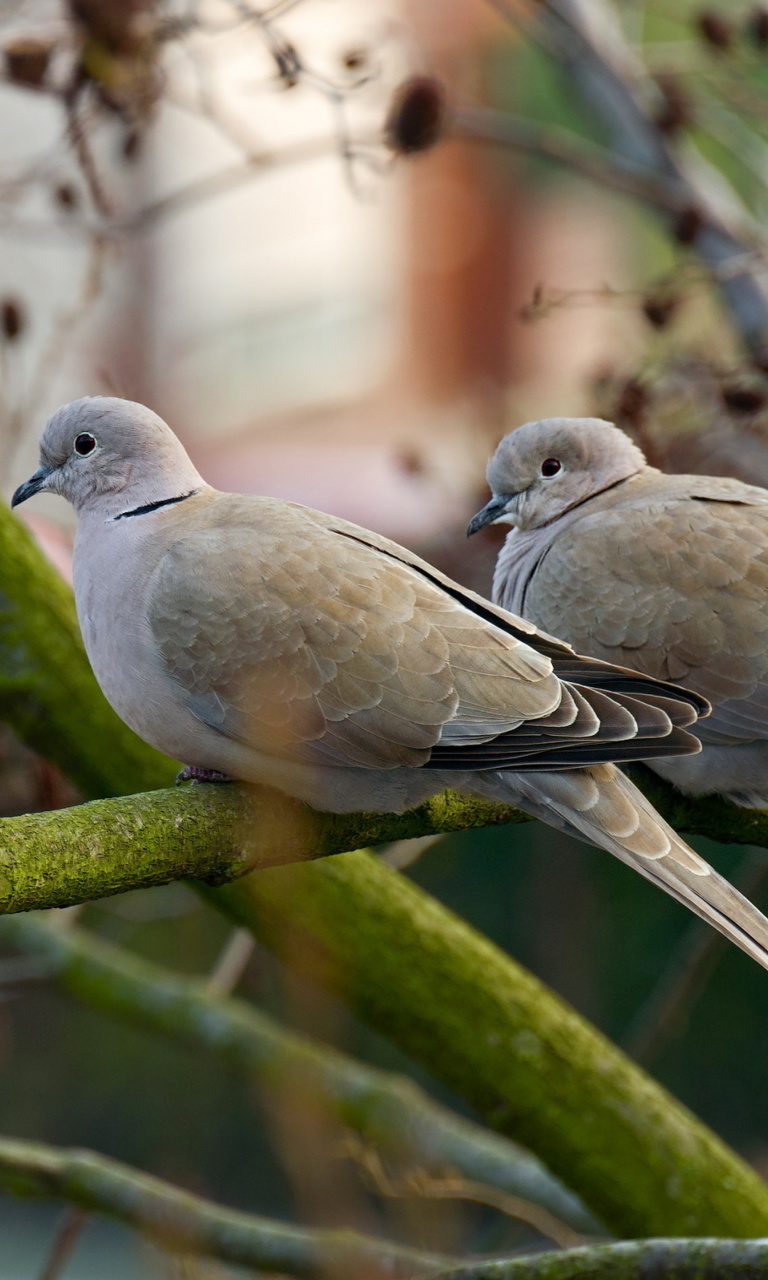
[541,458,561,477]
[74,432,97,456]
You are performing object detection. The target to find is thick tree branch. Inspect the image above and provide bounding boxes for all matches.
[0,782,524,912]
[0,1133,446,1277]
[0,770,764,915]
[432,1238,768,1279]
[0,912,597,1236]
[207,852,768,1240]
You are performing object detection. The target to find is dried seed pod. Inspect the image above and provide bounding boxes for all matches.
[673,206,704,245]
[385,75,446,155]
[1,299,25,341]
[67,0,149,58]
[616,378,648,428]
[395,446,426,476]
[341,47,368,72]
[54,183,79,211]
[695,10,733,50]
[746,6,768,48]
[642,293,680,330]
[4,37,51,88]
[273,41,300,88]
[121,128,141,161]
[653,74,693,136]
[721,384,767,413]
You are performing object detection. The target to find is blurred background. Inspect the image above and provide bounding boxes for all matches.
[3,0,768,1274]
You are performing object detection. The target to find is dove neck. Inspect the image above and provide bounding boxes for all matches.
[492,470,650,616]
[113,489,201,520]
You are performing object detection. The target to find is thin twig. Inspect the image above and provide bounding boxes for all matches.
[453,106,684,213]
[63,83,114,219]
[343,1137,585,1249]
[0,1133,447,1278]
[479,0,768,354]
[37,1208,88,1280]
[204,926,254,995]
[0,912,599,1235]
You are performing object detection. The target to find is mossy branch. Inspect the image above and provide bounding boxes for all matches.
[0,912,597,1235]
[0,773,765,913]
[3,502,768,1238]
[207,852,768,1241]
[0,780,527,912]
[433,1238,768,1279]
[0,1132,447,1277]
[4,1127,765,1280]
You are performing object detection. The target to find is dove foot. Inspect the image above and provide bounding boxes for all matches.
[176,766,235,786]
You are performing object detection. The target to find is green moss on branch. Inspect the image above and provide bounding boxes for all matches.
[0,783,524,912]
[209,852,768,1240]
[433,1238,768,1279]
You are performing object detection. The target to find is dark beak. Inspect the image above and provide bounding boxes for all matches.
[466,493,512,537]
[11,465,54,509]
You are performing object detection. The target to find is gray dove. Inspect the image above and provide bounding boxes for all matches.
[470,415,768,812]
[12,397,768,969]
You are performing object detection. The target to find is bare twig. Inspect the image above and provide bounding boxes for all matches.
[37,1208,88,1280]
[204,926,255,995]
[343,1138,585,1249]
[453,107,684,213]
[0,1133,447,1278]
[0,912,600,1236]
[476,0,768,356]
[62,82,115,219]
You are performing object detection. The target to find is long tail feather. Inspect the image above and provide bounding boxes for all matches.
[479,764,768,973]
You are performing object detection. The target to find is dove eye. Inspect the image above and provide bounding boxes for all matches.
[74,432,97,456]
[540,458,561,477]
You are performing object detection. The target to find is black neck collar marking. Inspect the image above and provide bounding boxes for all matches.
[113,489,200,521]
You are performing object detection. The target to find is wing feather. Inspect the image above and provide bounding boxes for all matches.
[147,497,704,773]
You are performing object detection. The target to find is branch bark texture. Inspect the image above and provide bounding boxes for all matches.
[0,773,766,915]
[433,1238,768,1279]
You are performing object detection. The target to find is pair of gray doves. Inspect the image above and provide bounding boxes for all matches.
[12,397,768,970]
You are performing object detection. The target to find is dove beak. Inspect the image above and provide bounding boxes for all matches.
[11,465,54,508]
[467,494,514,537]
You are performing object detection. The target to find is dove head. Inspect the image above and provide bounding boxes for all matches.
[468,417,647,534]
[12,396,205,517]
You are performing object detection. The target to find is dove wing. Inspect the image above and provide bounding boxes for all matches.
[146,497,700,772]
[521,487,768,745]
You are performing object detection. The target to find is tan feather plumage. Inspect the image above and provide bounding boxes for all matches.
[482,418,768,809]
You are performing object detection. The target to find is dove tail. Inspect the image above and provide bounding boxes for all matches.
[484,764,768,974]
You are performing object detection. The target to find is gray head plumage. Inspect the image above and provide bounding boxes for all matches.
[12,396,204,516]
[468,417,647,534]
